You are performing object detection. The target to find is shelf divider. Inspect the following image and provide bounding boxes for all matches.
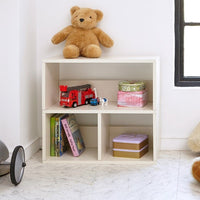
[98,113,110,160]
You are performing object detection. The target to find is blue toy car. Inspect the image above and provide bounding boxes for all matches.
[90,98,99,106]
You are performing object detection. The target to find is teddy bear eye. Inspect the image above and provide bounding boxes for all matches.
[89,16,92,18]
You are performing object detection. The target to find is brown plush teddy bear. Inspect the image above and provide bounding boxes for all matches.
[51,6,114,58]
[192,158,200,182]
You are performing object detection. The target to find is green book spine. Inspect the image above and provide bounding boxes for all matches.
[50,114,56,156]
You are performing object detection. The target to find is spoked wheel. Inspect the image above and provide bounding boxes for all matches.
[10,146,26,185]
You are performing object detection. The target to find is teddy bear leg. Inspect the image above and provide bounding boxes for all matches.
[63,45,80,58]
[81,44,102,58]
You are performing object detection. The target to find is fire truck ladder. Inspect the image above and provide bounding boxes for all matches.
[67,84,91,92]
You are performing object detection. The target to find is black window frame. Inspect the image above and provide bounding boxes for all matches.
[175,0,200,86]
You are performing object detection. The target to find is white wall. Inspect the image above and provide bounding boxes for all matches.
[0,0,20,150]
[36,0,200,150]
[0,0,39,157]
[19,0,39,157]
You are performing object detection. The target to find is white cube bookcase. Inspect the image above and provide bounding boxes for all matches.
[42,56,160,164]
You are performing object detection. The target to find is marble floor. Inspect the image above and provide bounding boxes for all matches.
[0,151,200,200]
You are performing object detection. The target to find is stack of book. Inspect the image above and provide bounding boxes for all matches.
[50,114,85,157]
[117,81,147,107]
[112,133,149,159]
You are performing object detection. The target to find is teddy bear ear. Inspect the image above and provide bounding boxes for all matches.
[95,10,103,22]
[70,6,80,15]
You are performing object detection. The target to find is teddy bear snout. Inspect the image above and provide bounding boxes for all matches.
[79,18,84,22]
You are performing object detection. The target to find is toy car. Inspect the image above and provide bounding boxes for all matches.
[60,84,95,108]
[90,98,100,106]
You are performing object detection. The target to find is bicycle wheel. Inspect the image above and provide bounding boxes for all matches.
[10,146,26,185]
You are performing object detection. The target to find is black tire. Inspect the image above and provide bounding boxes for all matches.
[73,102,78,108]
[10,146,26,186]
[85,99,89,105]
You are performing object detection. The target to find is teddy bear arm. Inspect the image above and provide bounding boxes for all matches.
[93,28,114,48]
[51,26,73,44]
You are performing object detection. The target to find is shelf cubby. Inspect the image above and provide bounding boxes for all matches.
[99,114,154,163]
[42,113,98,163]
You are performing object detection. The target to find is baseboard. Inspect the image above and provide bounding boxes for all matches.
[24,137,41,161]
[161,138,189,150]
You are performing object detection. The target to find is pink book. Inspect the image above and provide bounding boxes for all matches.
[61,118,79,156]
[61,114,85,157]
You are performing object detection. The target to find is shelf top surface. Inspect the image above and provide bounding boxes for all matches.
[43,101,154,114]
[43,55,160,64]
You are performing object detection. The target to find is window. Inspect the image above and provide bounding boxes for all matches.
[175,0,200,86]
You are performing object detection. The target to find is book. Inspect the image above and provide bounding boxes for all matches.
[55,114,68,157]
[61,114,85,157]
[58,114,68,156]
[61,123,68,153]
[50,114,58,156]
[55,115,59,156]
[50,114,68,157]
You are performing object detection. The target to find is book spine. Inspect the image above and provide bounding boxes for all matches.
[59,118,63,156]
[61,126,67,153]
[55,117,59,156]
[61,118,79,156]
[50,116,55,156]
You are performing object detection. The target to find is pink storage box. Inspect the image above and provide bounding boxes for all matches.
[117,90,147,107]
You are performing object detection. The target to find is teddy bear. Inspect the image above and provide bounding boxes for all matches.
[188,122,200,152]
[188,122,200,182]
[51,6,114,58]
[192,158,200,182]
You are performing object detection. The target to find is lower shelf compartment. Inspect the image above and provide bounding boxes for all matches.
[42,113,157,164]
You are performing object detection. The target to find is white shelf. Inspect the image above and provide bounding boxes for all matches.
[44,102,153,114]
[42,56,160,164]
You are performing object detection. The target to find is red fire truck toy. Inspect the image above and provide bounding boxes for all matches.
[59,84,95,108]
